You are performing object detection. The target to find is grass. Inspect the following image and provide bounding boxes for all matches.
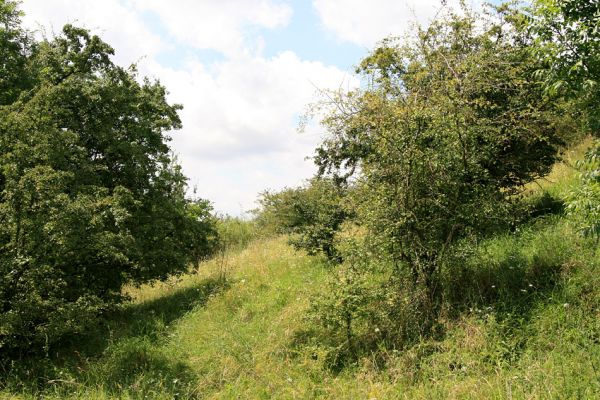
[1,139,599,399]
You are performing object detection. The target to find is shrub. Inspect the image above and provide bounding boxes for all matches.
[256,178,350,262]
[304,4,576,361]
[0,4,212,354]
[314,6,567,305]
[184,198,219,268]
[567,141,600,239]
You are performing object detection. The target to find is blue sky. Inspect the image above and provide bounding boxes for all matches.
[21,0,493,215]
[260,0,366,70]
[144,0,369,71]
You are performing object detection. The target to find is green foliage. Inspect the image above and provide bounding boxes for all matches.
[0,274,227,399]
[215,216,259,253]
[184,198,219,268]
[0,3,215,354]
[256,178,349,262]
[567,141,600,238]
[254,187,299,236]
[531,0,600,131]
[306,237,439,371]
[313,5,567,322]
[295,4,587,368]
[0,0,597,396]
[308,258,379,369]
[530,1,600,239]
[0,0,34,106]
[2,206,596,399]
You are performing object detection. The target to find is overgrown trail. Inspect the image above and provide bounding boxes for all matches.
[147,238,331,398]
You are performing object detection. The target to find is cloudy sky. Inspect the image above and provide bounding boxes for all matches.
[20,0,487,216]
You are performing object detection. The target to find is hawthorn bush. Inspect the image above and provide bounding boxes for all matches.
[256,178,350,262]
[0,2,214,354]
[306,4,578,363]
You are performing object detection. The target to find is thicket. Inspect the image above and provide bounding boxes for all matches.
[255,178,350,262]
[0,1,218,355]
[264,3,593,367]
[530,0,600,239]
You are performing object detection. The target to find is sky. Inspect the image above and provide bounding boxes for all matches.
[20,0,489,216]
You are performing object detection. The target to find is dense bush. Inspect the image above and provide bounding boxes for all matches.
[317,6,566,291]
[184,198,219,268]
[531,0,600,239]
[304,4,578,363]
[256,178,350,262]
[567,143,600,238]
[0,2,215,354]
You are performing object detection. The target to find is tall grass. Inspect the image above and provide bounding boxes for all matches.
[2,225,599,399]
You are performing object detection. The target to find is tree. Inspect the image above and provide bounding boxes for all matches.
[256,178,350,262]
[0,2,209,353]
[313,6,568,312]
[531,0,600,239]
[184,198,219,268]
[0,0,34,105]
[531,0,600,129]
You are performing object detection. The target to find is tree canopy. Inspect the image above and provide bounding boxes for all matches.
[315,6,567,293]
[0,1,214,353]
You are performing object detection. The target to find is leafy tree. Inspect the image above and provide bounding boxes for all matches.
[531,0,600,129]
[0,2,211,353]
[184,198,219,268]
[531,0,600,238]
[0,0,34,105]
[256,178,350,262]
[312,5,568,322]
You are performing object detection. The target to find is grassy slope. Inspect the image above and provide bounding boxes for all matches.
[1,140,599,399]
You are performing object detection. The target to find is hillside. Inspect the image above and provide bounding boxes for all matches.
[2,1,600,399]
[1,141,598,399]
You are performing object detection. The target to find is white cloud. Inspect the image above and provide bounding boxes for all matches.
[20,0,165,67]
[312,0,478,48]
[148,51,352,158]
[145,52,356,214]
[131,0,293,56]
